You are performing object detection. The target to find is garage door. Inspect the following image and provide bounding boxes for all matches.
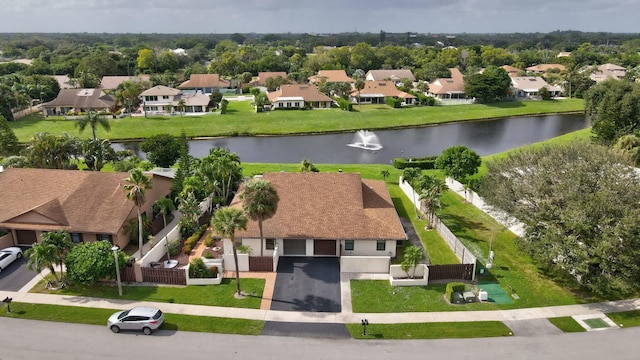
[314,240,336,256]
[15,230,37,245]
[283,239,306,256]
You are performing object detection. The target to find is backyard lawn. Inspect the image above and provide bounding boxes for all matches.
[9,98,584,142]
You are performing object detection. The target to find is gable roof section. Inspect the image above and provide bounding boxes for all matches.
[511,76,561,92]
[252,72,288,86]
[140,85,181,97]
[99,75,151,90]
[0,168,136,234]
[178,74,230,89]
[353,81,416,99]
[309,70,354,83]
[42,88,116,109]
[267,84,332,103]
[525,64,566,72]
[428,68,465,95]
[228,172,406,240]
[365,69,416,81]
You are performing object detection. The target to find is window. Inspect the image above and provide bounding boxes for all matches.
[344,240,354,251]
[71,233,84,244]
[266,238,276,250]
[97,234,112,242]
[162,95,169,99]
[145,95,158,102]
[376,240,386,251]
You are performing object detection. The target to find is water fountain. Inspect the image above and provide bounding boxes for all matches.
[347,130,383,151]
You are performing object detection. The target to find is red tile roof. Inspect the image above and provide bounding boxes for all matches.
[228,172,406,241]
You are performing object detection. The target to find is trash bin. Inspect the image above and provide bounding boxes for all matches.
[478,290,488,301]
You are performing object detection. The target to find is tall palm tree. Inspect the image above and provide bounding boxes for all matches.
[211,207,247,296]
[402,167,422,218]
[39,230,72,284]
[75,110,111,140]
[25,241,59,286]
[240,179,279,257]
[418,176,448,229]
[153,197,176,261]
[123,169,153,258]
[380,169,390,182]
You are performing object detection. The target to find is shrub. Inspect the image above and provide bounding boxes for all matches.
[203,234,214,247]
[182,244,192,254]
[445,282,468,302]
[249,87,261,96]
[237,244,252,255]
[203,250,213,259]
[393,156,438,170]
[188,258,213,278]
[336,97,353,111]
[385,97,402,108]
[168,239,180,256]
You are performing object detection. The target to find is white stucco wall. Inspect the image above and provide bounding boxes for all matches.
[341,239,396,257]
[222,253,249,271]
[340,256,390,273]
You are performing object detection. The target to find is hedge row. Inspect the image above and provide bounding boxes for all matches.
[393,156,438,170]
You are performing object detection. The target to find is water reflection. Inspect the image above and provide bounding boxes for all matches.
[113,114,588,164]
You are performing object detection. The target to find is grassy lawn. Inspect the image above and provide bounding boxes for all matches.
[607,310,640,327]
[346,321,512,339]
[30,278,265,309]
[548,317,587,332]
[0,303,264,335]
[10,98,584,142]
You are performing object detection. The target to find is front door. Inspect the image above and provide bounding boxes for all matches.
[15,230,37,245]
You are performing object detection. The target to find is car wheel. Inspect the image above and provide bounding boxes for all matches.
[110,325,120,333]
[143,327,152,335]
[16,252,22,259]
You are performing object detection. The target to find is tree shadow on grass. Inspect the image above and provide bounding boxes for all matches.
[437,212,488,246]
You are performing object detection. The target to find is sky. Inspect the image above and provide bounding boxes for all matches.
[1,0,638,34]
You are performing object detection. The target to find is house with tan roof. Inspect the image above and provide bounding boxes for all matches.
[427,68,468,100]
[267,84,333,109]
[53,75,75,90]
[510,76,563,98]
[0,168,172,249]
[525,64,566,73]
[501,65,521,77]
[308,70,354,84]
[42,88,116,116]
[590,63,627,83]
[365,69,416,84]
[99,75,151,91]
[222,172,406,259]
[178,74,231,94]
[140,85,210,115]
[250,72,289,87]
[350,80,417,105]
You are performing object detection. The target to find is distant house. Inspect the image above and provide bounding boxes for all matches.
[590,63,627,83]
[557,52,572,58]
[510,76,563,98]
[351,80,416,105]
[178,74,231,94]
[42,88,116,116]
[427,68,467,100]
[250,72,289,87]
[365,69,416,84]
[267,84,333,109]
[99,75,151,91]
[501,65,521,77]
[308,70,354,84]
[0,168,172,249]
[140,85,209,114]
[525,64,566,73]
[224,172,406,258]
[53,75,75,90]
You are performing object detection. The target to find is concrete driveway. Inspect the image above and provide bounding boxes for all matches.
[0,247,38,291]
[270,257,341,312]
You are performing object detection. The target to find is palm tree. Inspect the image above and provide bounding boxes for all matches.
[123,169,153,258]
[211,207,247,296]
[75,111,111,140]
[402,167,422,218]
[39,230,72,284]
[299,158,319,173]
[25,241,59,287]
[240,179,279,257]
[380,169,390,182]
[177,99,186,115]
[354,78,365,107]
[418,175,448,229]
[153,197,176,261]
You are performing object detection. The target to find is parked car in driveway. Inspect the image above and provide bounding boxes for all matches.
[107,307,164,335]
[0,247,23,273]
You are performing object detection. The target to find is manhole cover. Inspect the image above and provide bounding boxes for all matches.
[583,318,610,329]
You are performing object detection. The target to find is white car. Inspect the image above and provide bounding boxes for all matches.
[0,247,23,273]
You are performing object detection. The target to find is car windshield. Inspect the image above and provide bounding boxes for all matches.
[0,253,9,260]
[117,310,130,320]
[152,310,163,320]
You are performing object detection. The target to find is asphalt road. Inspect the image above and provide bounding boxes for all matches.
[3,317,640,360]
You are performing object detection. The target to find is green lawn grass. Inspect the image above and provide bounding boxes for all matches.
[548,317,587,332]
[10,98,584,142]
[0,303,264,335]
[346,321,512,339]
[607,310,640,327]
[30,278,265,309]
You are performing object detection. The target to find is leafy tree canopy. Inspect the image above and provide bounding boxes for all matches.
[435,145,482,182]
[140,133,181,168]
[464,66,511,102]
[584,79,640,144]
[65,240,125,285]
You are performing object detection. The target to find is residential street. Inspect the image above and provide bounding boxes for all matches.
[2,317,640,359]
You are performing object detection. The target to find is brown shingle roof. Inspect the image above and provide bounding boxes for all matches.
[251,72,288,86]
[0,168,136,234]
[178,74,230,89]
[99,75,151,90]
[42,88,116,109]
[228,172,406,241]
[525,64,566,72]
[140,85,181,96]
[352,80,416,99]
[365,69,416,82]
[428,68,466,95]
[267,84,333,103]
[309,70,354,83]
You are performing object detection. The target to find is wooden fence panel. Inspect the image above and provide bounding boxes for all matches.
[121,266,136,283]
[249,256,273,272]
[141,267,186,285]
[428,264,475,282]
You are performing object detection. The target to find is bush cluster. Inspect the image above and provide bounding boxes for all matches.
[188,258,213,278]
[385,97,403,108]
[445,282,468,302]
[393,156,438,169]
[336,97,353,111]
[181,226,206,254]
